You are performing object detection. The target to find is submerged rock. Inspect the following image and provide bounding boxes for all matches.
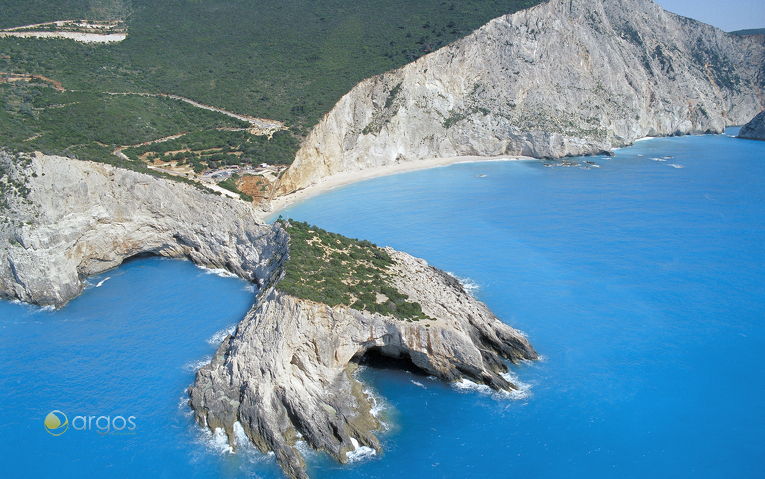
[738,110,765,140]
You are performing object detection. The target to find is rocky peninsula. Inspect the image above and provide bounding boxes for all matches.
[738,110,765,140]
[0,151,536,479]
[0,151,284,307]
[3,1,763,478]
[277,0,765,195]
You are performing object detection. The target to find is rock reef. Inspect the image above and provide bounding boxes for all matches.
[738,110,765,140]
[189,246,536,479]
[278,0,765,195]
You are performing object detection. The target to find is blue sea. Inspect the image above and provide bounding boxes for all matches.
[2,128,763,478]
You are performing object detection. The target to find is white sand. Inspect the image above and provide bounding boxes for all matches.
[269,155,536,216]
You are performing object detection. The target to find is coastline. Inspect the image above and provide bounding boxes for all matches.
[267,154,536,218]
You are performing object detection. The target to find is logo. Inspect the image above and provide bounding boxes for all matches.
[44,410,136,436]
[44,410,69,436]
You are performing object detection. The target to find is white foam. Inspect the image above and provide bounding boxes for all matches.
[232,421,250,448]
[178,389,194,416]
[184,356,211,372]
[243,284,256,293]
[452,372,532,400]
[453,378,493,394]
[40,305,56,312]
[207,325,236,345]
[446,272,480,295]
[346,437,376,463]
[411,380,426,388]
[196,264,238,278]
[669,164,685,168]
[295,440,317,459]
[210,427,234,454]
[500,372,533,400]
[95,277,111,287]
[362,386,387,422]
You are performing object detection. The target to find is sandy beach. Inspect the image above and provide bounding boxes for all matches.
[267,154,536,217]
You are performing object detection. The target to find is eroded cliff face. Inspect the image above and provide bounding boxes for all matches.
[0,152,286,307]
[738,110,765,140]
[1,152,538,479]
[278,0,765,194]
[189,248,537,479]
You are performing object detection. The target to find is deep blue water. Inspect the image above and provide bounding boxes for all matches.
[2,128,764,478]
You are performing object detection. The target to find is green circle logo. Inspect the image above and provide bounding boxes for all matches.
[44,410,68,436]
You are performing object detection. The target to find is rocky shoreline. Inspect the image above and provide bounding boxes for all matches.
[0,152,536,479]
[0,152,284,307]
[189,247,536,479]
[277,0,765,196]
[738,110,765,140]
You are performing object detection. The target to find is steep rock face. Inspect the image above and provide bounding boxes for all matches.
[1,151,538,479]
[0,152,285,307]
[278,0,765,194]
[190,248,537,479]
[738,110,765,140]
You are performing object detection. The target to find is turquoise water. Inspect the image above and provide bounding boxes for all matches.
[2,128,764,477]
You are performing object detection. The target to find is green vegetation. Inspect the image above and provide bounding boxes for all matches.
[217,173,252,202]
[1,0,541,136]
[0,81,247,161]
[0,155,33,208]
[0,0,542,197]
[277,219,433,322]
[121,128,299,172]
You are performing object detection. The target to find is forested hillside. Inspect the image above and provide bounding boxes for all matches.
[1,0,539,167]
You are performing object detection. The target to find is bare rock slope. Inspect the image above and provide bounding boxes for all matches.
[190,247,536,479]
[738,110,765,140]
[0,152,536,479]
[0,152,285,307]
[279,0,765,195]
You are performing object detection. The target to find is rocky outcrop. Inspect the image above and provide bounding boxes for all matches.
[278,0,765,195]
[0,151,285,307]
[1,151,537,479]
[189,247,536,479]
[738,110,765,140]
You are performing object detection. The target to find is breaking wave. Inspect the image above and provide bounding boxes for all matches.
[196,265,238,278]
[452,370,532,400]
[446,272,480,295]
[207,325,236,345]
[346,437,377,463]
[184,356,211,372]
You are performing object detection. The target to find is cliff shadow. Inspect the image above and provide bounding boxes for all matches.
[352,346,430,378]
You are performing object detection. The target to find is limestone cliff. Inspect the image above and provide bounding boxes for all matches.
[0,151,285,307]
[278,0,765,195]
[0,152,537,479]
[738,110,765,140]
[189,246,536,479]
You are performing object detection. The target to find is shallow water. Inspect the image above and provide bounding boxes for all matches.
[2,128,763,478]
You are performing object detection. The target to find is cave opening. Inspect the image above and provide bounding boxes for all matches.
[120,251,158,265]
[353,347,430,377]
